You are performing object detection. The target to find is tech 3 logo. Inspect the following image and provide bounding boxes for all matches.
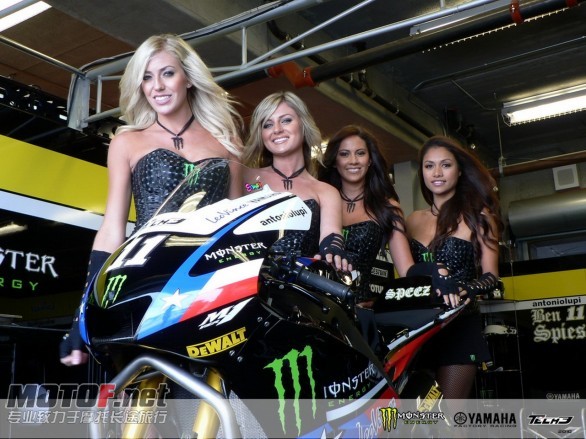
[264,345,316,435]
[379,407,399,432]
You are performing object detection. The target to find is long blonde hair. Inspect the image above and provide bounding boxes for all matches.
[117,34,242,156]
[242,91,323,175]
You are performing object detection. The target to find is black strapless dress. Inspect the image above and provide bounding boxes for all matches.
[343,220,384,299]
[131,149,230,231]
[410,237,491,366]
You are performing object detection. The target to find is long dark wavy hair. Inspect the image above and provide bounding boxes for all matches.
[318,125,406,249]
[419,135,502,264]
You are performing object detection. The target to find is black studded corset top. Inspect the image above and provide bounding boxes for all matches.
[131,149,230,231]
[344,220,384,296]
[272,199,320,257]
[409,237,477,283]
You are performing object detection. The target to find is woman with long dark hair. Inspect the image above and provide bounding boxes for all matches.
[407,135,503,399]
[319,125,413,299]
[319,125,453,300]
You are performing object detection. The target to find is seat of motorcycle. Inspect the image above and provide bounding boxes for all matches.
[374,307,444,330]
[369,275,443,331]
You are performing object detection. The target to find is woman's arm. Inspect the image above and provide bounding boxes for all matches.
[317,181,344,242]
[316,181,350,271]
[479,211,500,276]
[387,199,415,277]
[228,154,243,199]
[92,134,133,252]
[457,211,501,304]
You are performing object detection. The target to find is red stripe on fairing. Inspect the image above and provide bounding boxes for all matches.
[179,276,258,321]
[384,325,442,382]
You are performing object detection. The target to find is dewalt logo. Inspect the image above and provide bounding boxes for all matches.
[186,327,246,358]
[380,407,399,431]
[264,345,316,435]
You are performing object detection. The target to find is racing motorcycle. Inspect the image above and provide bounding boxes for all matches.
[79,160,465,438]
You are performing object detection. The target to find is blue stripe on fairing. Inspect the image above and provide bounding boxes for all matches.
[136,207,262,339]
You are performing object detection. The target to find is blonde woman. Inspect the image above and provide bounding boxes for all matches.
[60,34,243,366]
[242,91,350,271]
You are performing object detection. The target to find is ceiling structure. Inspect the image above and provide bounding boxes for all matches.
[1,0,586,174]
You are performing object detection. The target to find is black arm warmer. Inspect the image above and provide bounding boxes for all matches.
[84,250,111,290]
[459,272,499,301]
[59,250,111,358]
[407,262,458,296]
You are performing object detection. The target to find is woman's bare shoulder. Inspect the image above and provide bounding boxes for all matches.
[406,208,428,221]
[109,128,146,149]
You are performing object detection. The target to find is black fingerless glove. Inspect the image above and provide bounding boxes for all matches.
[59,306,85,358]
[407,262,458,296]
[59,250,110,360]
[319,233,345,258]
[459,272,499,301]
[319,233,353,264]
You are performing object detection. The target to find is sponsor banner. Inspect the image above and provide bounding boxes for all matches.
[1,398,584,438]
[481,294,586,397]
[0,209,94,300]
[517,295,586,311]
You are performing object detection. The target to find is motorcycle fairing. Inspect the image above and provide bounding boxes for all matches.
[133,187,295,239]
[81,188,312,354]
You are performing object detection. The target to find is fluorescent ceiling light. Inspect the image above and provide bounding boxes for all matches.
[0,222,28,236]
[0,1,51,32]
[502,84,586,126]
[410,0,509,35]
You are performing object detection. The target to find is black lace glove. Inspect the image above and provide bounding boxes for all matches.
[406,262,458,296]
[59,250,110,361]
[458,272,499,301]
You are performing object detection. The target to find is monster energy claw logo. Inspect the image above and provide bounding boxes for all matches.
[264,345,316,435]
[102,274,127,307]
[380,407,399,431]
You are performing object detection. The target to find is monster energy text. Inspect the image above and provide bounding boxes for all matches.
[205,243,267,262]
[323,363,378,401]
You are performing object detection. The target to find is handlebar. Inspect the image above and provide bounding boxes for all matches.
[296,269,353,302]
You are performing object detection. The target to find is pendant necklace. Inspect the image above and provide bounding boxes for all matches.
[340,190,364,213]
[156,114,195,150]
[271,164,305,190]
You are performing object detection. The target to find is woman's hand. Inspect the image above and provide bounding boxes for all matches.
[317,233,353,272]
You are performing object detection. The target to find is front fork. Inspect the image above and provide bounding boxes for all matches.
[192,369,223,438]
[119,369,224,439]
[108,367,227,439]
[120,375,168,439]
